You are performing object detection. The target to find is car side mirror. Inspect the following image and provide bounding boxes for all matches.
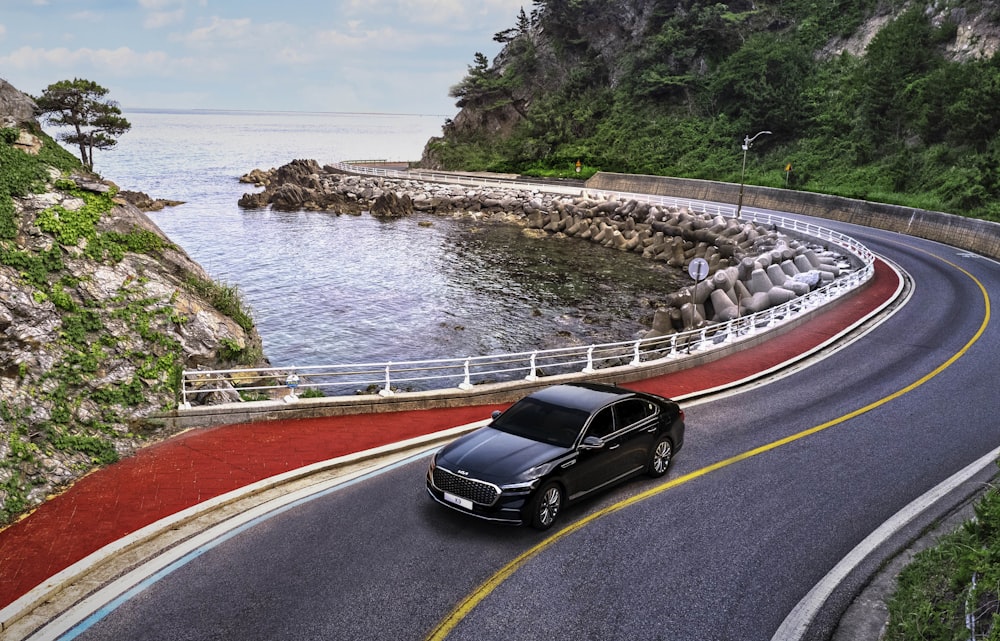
[491,410,502,420]
[580,436,604,450]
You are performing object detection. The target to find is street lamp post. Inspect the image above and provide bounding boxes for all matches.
[736,130,771,219]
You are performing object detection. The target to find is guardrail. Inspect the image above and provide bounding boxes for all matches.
[180,170,876,409]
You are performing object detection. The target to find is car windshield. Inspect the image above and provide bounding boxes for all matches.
[491,398,589,448]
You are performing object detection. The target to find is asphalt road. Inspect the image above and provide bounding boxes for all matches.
[67,218,998,641]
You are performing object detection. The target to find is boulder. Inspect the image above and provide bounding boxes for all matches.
[370,192,413,218]
[0,79,37,127]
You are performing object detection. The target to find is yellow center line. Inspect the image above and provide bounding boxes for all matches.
[425,247,991,641]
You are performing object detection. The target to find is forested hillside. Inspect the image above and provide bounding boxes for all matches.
[422,0,1000,221]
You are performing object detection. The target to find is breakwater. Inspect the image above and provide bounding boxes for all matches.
[239,160,856,336]
[586,172,1000,261]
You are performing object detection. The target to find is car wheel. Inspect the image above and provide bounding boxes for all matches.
[647,436,673,478]
[529,481,563,530]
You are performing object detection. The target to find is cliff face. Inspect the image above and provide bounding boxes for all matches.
[0,79,265,523]
[421,0,1000,170]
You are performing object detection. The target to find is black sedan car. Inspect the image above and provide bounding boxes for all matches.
[426,382,685,530]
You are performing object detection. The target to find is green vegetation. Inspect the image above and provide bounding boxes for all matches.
[885,475,1000,640]
[0,126,79,239]
[434,0,1000,220]
[434,1,1000,625]
[0,118,260,524]
[184,276,256,334]
[34,78,131,171]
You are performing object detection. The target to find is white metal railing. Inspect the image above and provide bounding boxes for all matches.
[180,169,876,409]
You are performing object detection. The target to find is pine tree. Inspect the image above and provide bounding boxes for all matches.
[35,79,131,171]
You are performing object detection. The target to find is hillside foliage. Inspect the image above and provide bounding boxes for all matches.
[427,0,1000,221]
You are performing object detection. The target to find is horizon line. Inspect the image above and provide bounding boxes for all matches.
[122,106,455,118]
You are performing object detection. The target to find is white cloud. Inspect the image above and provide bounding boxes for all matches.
[139,0,181,9]
[144,10,184,29]
[397,0,526,27]
[0,45,202,77]
[0,0,527,112]
[139,0,186,29]
[179,17,263,44]
[314,25,403,50]
[69,11,102,22]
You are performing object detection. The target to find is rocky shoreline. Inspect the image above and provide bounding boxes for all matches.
[239,160,854,337]
[0,78,267,523]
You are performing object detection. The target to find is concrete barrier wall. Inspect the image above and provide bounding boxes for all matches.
[585,172,1000,261]
[157,296,845,432]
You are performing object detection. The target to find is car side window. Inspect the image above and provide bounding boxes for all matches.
[586,407,616,439]
[615,399,656,429]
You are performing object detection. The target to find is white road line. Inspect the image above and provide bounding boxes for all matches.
[772,445,1000,641]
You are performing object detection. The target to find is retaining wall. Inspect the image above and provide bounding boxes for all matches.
[585,172,1000,261]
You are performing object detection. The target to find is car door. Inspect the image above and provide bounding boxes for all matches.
[561,405,623,501]
[612,398,660,473]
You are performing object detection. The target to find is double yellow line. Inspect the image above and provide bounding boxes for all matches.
[426,248,991,641]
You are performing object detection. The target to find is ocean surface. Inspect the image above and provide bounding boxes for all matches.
[75,109,688,368]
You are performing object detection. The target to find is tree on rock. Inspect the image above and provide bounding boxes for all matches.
[35,79,131,171]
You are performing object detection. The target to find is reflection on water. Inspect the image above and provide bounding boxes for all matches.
[84,109,691,367]
[224,212,689,367]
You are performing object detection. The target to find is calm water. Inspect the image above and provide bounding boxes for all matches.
[78,109,688,367]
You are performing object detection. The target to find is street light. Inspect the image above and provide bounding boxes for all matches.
[736,130,771,219]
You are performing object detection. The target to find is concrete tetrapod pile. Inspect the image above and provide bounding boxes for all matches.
[241,160,856,339]
[523,192,853,336]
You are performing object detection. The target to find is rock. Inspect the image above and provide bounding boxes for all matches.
[0,79,37,127]
[0,85,271,525]
[118,190,185,212]
[370,192,414,218]
[242,159,856,337]
[238,191,270,209]
[240,168,273,186]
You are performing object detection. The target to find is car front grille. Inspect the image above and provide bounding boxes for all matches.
[433,467,501,506]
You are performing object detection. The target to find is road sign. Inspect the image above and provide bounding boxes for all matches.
[689,257,709,281]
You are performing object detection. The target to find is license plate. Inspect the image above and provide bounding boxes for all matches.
[444,492,473,510]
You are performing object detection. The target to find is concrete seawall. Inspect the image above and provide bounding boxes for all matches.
[585,172,1000,261]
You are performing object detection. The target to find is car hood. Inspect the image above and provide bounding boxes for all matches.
[436,427,568,482]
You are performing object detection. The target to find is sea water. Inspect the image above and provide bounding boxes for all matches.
[78,109,688,368]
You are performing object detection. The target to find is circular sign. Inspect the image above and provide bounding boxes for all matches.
[688,257,709,281]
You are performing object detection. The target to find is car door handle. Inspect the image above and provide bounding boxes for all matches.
[608,443,620,450]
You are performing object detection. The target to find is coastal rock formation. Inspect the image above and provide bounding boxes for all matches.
[0,78,36,128]
[240,161,857,337]
[0,80,268,523]
[117,189,185,212]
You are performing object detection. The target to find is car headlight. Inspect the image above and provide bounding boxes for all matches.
[501,463,550,491]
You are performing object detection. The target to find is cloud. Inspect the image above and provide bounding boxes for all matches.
[0,45,201,77]
[144,10,185,29]
[139,0,186,29]
[334,0,523,30]
[1,0,525,112]
[396,0,526,27]
[139,0,176,8]
[69,11,102,22]
[178,17,285,45]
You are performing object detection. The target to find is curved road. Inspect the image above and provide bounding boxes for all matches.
[66,217,996,641]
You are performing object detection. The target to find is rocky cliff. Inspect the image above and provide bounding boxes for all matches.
[421,0,1000,177]
[0,79,266,524]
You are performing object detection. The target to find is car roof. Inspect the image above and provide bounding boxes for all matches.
[527,382,636,413]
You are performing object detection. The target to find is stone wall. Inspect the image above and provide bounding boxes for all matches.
[585,172,1000,261]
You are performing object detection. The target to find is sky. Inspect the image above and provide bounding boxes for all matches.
[0,0,529,115]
